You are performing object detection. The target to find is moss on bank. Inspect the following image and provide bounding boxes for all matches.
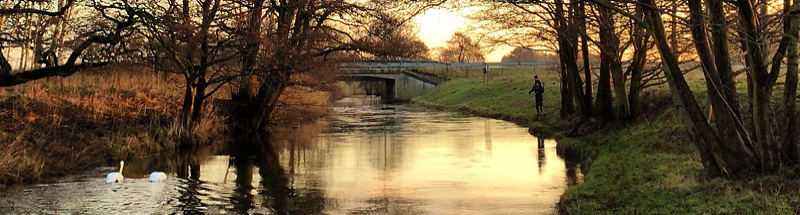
[415,76,800,214]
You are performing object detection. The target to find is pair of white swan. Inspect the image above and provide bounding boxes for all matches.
[105,161,168,183]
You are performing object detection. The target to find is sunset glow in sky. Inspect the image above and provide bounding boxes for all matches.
[414,8,514,62]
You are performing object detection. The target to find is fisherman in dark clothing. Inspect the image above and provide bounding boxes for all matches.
[528,75,545,115]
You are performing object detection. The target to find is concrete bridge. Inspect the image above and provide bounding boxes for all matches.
[339,61,556,101]
[339,67,447,101]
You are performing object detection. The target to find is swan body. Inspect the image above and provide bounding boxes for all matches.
[149,172,167,182]
[106,161,125,183]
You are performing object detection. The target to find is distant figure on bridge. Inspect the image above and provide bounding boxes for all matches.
[528,75,545,115]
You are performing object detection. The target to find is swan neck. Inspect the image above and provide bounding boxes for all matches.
[119,162,124,173]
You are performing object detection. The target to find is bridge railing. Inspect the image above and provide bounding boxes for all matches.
[339,67,408,74]
[341,61,557,69]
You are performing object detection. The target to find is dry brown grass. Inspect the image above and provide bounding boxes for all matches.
[155,103,226,149]
[0,65,227,185]
[271,85,333,125]
[0,64,334,185]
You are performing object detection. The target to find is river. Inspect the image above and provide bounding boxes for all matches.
[0,96,583,214]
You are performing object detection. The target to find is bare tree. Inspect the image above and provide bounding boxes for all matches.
[231,0,445,132]
[0,0,137,87]
[356,14,430,61]
[437,32,486,62]
[586,0,800,177]
[134,0,242,127]
[501,47,556,62]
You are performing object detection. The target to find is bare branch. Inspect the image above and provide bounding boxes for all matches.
[0,0,75,16]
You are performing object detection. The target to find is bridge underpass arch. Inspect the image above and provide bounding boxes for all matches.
[338,66,450,101]
[339,76,396,100]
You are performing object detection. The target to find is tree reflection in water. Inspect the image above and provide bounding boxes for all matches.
[538,138,546,175]
[228,130,329,215]
[231,138,256,214]
[174,147,207,214]
[256,132,291,215]
[485,119,492,156]
[554,138,585,186]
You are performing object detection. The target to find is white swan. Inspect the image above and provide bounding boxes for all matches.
[106,161,125,183]
[149,172,167,182]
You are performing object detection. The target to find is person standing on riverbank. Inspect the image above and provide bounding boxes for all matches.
[528,75,544,115]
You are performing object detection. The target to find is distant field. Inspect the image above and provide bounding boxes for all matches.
[419,65,558,80]
[415,63,775,87]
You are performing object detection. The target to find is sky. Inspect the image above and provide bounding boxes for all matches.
[414,8,514,62]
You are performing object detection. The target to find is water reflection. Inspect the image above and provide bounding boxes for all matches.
[565,159,582,186]
[231,151,255,214]
[538,138,546,175]
[0,96,584,215]
[485,119,493,156]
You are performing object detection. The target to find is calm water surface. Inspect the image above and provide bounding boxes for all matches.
[0,96,583,214]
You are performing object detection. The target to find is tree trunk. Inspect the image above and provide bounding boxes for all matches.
[566,2,589,118]
[738,0,781,171]
[32,28,45,69]
[556,0,575,118]
[180,78,195,127]
[609,53,628,120]
[238,0,265,101]
[55,6,73,56]
[599,6,629,120]
[595,55,614,120]
[688,0,756,167]
[556,0,591,119]
[782,1,800,163]
[0,0,11,31]
[670,1,678,53]
[20,14,31,70]
[250,72,290,131]
[189,0,217,126]
[579,1,593,117]
[561,62,575,117]
[737,28,757,137]
[0,47,10,76]
[628,8,649,119]
[191,77,207,123]
[758,0,770,60]
[641,0,755,178]
[753,85,776,170]
[50,0,66,57]
[707,0,741,119]
[627,56,645,119]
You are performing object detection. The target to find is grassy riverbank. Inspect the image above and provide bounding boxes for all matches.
[0,70,222,186]
[413,72,570,138]
[413,72,800,214]
[0,67,332,186]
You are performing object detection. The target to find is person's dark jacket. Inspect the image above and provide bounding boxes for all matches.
[529,80,544,102]
[529,80,544,94]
